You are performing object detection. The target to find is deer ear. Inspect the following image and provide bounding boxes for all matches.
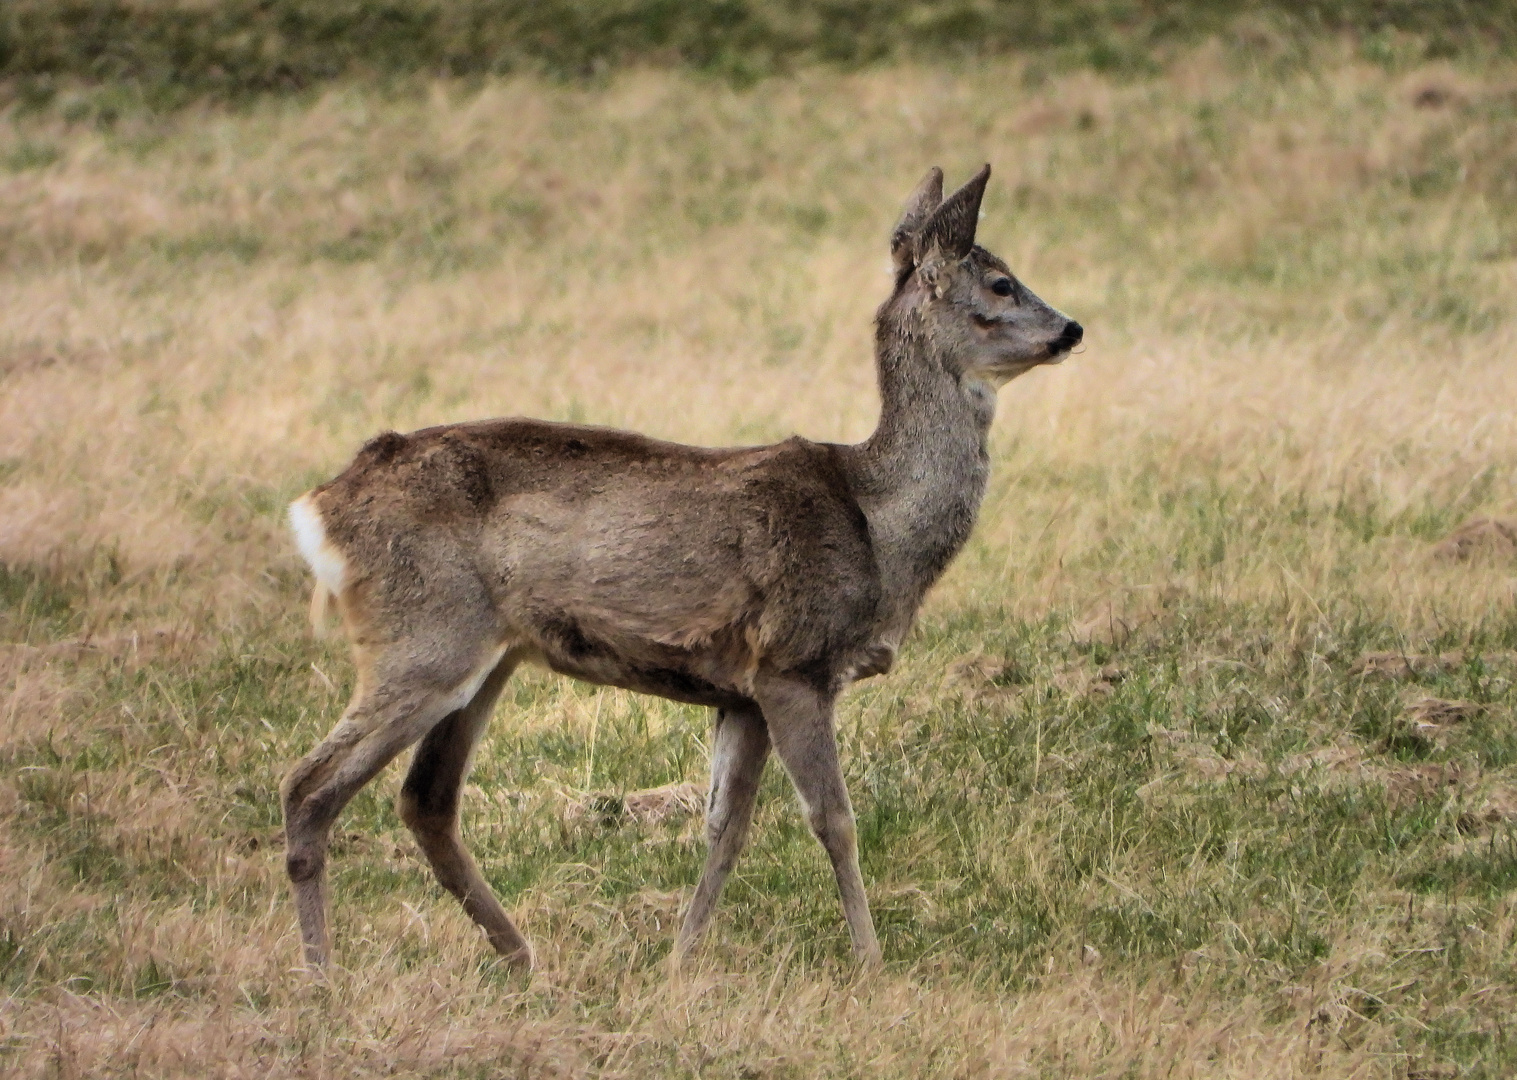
[915,163,990,264]
[890,167,943,271]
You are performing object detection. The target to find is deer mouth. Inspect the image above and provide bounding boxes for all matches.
[1046,320,1084,360]
[1044,334,1084,363]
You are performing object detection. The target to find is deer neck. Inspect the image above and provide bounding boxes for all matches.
[844,299,995,642]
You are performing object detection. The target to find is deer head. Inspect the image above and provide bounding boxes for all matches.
[890,164,1082,387]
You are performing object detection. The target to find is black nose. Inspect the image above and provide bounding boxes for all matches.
[1060,320,1083,346]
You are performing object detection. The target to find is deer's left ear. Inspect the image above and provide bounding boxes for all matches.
[915,164,990,266]
[890,167,943,272]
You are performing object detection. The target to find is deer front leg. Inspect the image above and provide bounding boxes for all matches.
[398,655,533,968]
[758,678,882,969]
[675,703,770,963]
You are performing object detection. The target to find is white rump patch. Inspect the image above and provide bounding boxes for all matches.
[289,494,348,594]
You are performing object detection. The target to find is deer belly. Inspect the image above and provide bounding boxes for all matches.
[515,603,760,710]
[534,644,754,710]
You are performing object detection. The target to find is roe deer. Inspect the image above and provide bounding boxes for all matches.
[283,164,1081,970]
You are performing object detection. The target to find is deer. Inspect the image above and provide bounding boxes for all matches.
[282,164,1082,971]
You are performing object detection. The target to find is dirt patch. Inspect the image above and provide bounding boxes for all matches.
[1349,649,1517,682]
[947,655,1126,699]
[566,781,705,827]
[1381,763,1517,833]
[1060,663,1128,697]
[1459,782,1517,832]
[945,652,1029,691]
[1348,651,1464,680]
[621,888,684,937]
[1432,518,1517,562]
[623,782,704,824]
[1144,728,1265,786]
[1411,83,1465,110]
[1278,737,1369,779]
[1071,585,1187,648]
[1380,761,1469,810]
[1403,695,1485,737]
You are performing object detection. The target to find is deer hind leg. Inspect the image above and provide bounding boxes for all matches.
[759,678,883,969]
[397,651,533,968]
[282,640,505,966]
[675,702,770,962]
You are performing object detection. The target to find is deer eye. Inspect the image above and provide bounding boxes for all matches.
[991,278,1013,297]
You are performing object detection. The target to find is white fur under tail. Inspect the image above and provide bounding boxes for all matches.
[289,494,347,637]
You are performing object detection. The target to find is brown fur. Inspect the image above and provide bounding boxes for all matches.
[281,165,1082,972]
[314,425,878,702]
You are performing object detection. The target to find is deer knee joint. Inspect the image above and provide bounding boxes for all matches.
[281,770,313,820]
[286,847,325,884]
[398,788,456,835]
[705,802,731,848]
[808,807,855,846]
[396,789,423,830]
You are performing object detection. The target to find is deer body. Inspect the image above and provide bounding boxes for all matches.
[297,423,888,706]
[282,165,1081,970]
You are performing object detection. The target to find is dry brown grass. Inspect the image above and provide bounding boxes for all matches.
[2,38,1517,1079]
[2,958,1415,1078]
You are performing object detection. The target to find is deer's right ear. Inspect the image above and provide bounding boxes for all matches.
[890,167,944,272]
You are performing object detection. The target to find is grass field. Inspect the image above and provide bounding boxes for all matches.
[2,33,1517,1077]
